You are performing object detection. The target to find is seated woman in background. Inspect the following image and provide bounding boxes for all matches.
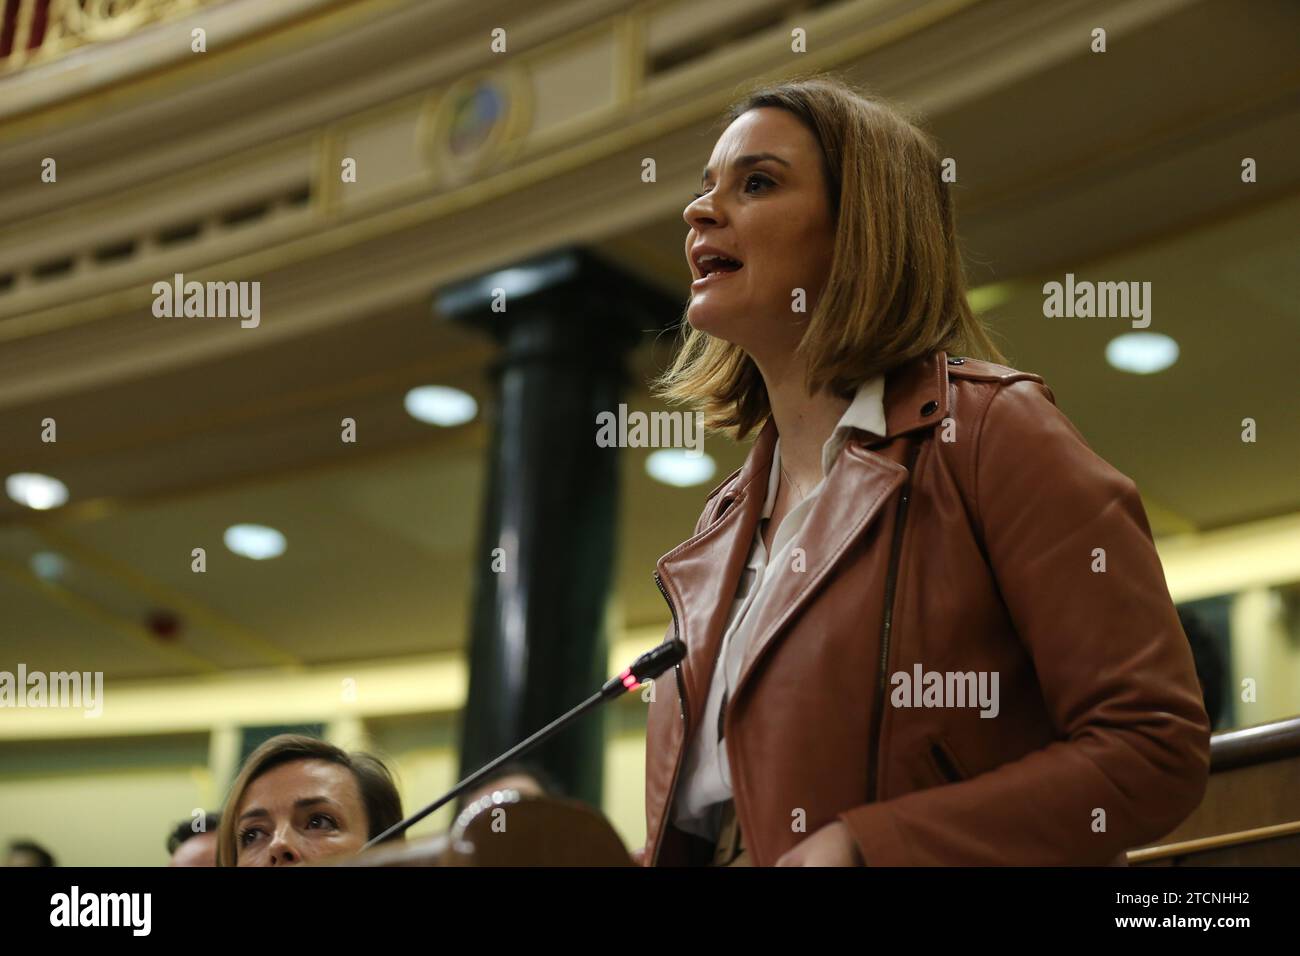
[218,734,403,866]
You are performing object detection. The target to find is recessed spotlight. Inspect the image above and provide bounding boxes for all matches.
[224,524,286,560]
[404,385,478,427]
[30,551,66,581]
[5,472,69,510]
[1106,332,1179,374]
[646,449,716,488]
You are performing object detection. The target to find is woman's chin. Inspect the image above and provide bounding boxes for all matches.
[685,303,733,339]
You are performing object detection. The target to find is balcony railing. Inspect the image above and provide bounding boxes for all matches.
[0,0,219,73]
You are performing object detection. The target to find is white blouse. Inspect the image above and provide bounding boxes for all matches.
[672,375,888,841]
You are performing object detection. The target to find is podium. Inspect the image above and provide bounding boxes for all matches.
[334,789,636,867]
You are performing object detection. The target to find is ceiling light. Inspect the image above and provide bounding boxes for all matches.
[30,551,66,581]
[224,524,286,560]
[1106,332,1179,374]
[646,449,716,488]
[5,472,69,510]
[404,385,478,426]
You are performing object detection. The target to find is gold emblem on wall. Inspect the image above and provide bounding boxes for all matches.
[420,68,532,187]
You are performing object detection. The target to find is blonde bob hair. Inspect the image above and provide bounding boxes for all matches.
[653,73,1004,439]
[217,733,403,866]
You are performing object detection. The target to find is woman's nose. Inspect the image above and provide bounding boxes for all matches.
[684,193,721,229]
[267,830,301,866]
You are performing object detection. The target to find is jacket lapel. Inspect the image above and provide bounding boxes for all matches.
[732,445,907,697]
[653,350,951,731]
[655,419,775,729]
[730,351,951,692]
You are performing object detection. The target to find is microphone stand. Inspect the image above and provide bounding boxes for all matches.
[363,639,686,849]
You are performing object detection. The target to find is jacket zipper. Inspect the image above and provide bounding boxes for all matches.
[866,440,921,801]
[651,569,688,866]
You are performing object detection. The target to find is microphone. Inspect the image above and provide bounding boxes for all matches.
[362,639,686,849]
[597,639,687,700]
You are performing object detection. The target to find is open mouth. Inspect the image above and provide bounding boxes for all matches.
[693,254,744,286]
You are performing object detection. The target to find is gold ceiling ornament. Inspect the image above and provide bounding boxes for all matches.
[1,0,218,73]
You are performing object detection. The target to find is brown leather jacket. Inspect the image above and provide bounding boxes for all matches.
[643,350,1211,866]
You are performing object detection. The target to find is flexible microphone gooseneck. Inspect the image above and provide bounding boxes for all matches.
[362,639,686,849]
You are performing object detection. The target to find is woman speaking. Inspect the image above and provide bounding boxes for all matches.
[641,75,1210,867]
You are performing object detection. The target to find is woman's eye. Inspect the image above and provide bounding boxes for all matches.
[307,813,338,830]
[238,828,262,846]
[690,174,771,202]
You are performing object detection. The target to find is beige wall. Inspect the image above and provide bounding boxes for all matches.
[0,734,214,867]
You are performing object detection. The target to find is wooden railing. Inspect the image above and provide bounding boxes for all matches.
[1128,715,1300,865]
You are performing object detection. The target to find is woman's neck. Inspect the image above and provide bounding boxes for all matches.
[761,360,851,495]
